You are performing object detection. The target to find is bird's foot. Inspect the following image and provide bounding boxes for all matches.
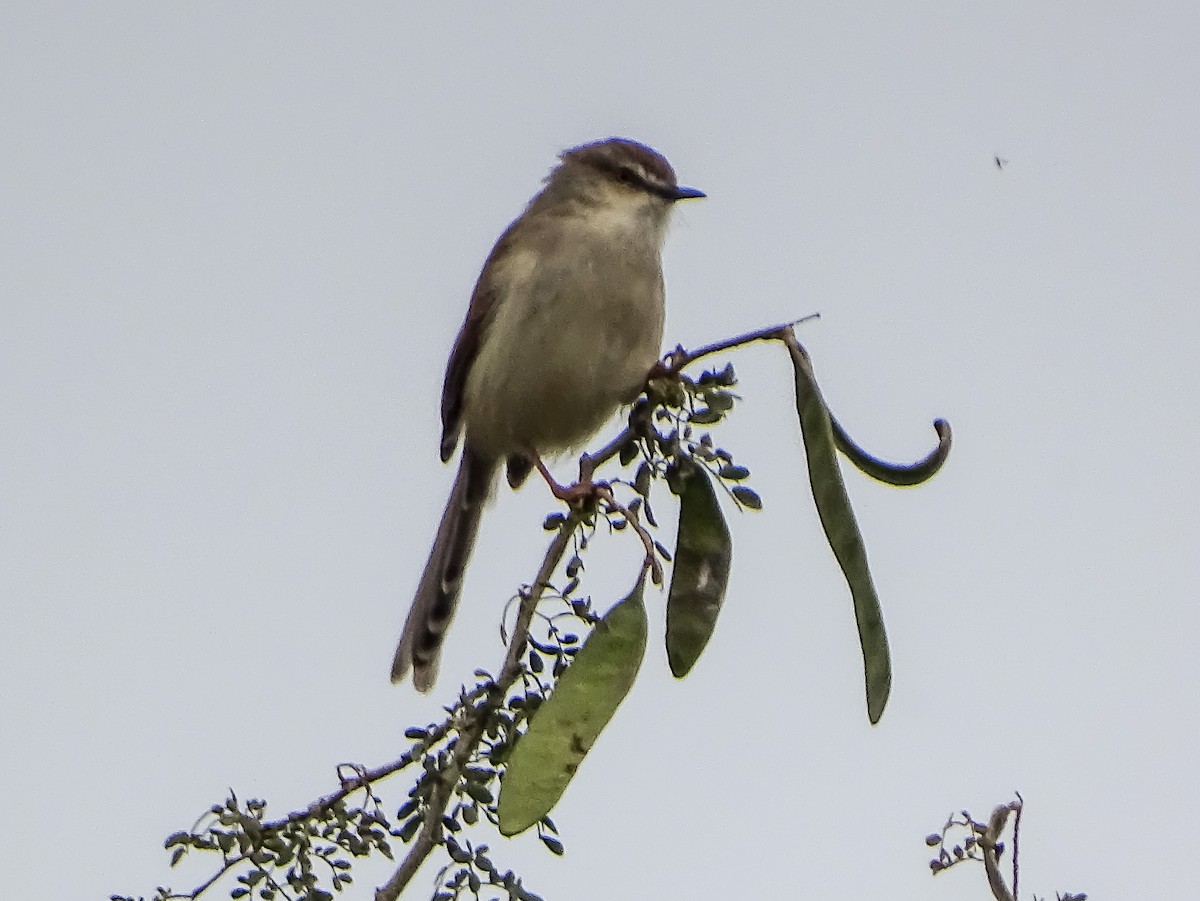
[646,346,687,383]
[534,454,604,506]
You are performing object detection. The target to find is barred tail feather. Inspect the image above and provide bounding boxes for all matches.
[391,448,495,690]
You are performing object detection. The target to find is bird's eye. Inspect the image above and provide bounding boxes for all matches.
[617,167,639,185]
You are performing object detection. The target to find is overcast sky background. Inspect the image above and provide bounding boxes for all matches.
[4,3,1198,899]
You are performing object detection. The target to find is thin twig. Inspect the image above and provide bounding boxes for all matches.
[980,804,1016,901]
[376,784,443,901]
[1012,792,1023,901]
[292,723,449,820]
[375,514,582,901]
[594,486,662,584]
[667,314,819,370]
[182,860,242,900]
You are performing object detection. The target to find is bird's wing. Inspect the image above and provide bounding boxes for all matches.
[439,227,520,462]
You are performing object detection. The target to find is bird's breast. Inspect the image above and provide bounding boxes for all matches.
[462,230,665,460]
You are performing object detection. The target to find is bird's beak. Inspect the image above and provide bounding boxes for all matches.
[670,185,706,201]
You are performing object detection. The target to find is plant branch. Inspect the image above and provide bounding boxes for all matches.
[290,728,451,823]
[1011,792,1023,901]
[375,513,583,901]
[667,314,819,370]
[980,802,1018,901]
[595,485,662,584]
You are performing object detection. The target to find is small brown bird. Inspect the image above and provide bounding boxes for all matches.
[391,139,704,691]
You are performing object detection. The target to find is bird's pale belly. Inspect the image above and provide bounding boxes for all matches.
[463,292,662,460]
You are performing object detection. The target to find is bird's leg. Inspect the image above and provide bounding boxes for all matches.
[646,345,687,382]
[533,454,601,506]
[576,452,595,486]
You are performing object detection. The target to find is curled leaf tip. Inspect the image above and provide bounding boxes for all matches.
[831,414,952,488]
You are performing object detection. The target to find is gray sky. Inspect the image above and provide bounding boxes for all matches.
[3,3,1198,898]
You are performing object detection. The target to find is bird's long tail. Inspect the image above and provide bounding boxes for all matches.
[391,448,494,691]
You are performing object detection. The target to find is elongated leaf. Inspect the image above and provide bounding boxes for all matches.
[497,577,648,835]
[666,461,733,677]
[786,337,891,724]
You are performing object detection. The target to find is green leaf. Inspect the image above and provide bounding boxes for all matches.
[395,799,418,819]
[618,438,639,466]
[634,462,652,497]
[497,577,648,836]
[717,463,750,481]
[689,408,722,425]
[703,390,734,413]
[464,782,493,805]
[665,460,733,678]
[398,814,421,842]
[787,338,892,724]
[730,485,762,510]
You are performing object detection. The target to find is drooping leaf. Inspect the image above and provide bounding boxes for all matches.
[665,461,732,678]
[497,577,648,835]
[786,336,892,724]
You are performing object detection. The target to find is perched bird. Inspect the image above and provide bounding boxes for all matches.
[392,138,705,690]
